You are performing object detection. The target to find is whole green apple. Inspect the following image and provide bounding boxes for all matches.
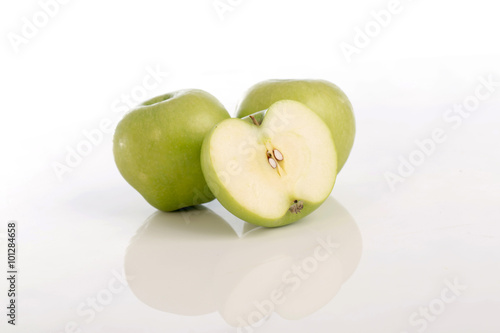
[236,79,355,172]
[201,100,337,227]
[113,89,230,211]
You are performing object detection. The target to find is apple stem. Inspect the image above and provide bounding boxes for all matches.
[249,115,260,126]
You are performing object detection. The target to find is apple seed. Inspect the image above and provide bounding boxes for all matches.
[268,157,277,169]
[273,149,283,161]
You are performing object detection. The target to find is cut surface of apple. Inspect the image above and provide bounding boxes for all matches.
[201,100,337,227]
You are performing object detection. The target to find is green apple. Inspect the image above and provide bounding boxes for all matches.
[236,79,355,172]
[113,89,230,211]
[201,100,337,227]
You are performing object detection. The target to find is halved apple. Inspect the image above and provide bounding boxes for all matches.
[201,100,337,227]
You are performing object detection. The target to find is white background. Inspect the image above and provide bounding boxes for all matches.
[1,0,500,332]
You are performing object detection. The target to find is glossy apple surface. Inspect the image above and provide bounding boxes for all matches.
[113,89,230,211]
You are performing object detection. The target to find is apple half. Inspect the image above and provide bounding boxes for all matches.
[201,100,337,227]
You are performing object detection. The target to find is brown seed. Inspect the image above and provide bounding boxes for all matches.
[268,157,277,169]
[273,149,283,161]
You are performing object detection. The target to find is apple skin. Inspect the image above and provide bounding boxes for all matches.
[236,79,355,172]
[113,89,230,211]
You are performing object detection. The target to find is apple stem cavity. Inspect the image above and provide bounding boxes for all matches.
[249,115,260,126]
[289,200,304,214]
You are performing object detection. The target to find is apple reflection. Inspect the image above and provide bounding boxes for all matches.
[124,197,362,327]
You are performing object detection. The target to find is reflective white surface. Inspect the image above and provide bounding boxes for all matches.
[125,198,361,327]
[1,0,500,332]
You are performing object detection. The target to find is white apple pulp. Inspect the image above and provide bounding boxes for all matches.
[204,100,337,225]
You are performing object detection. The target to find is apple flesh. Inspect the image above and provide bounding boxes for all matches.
[201,100,337,227]
[236,79,355,172]
[113,89,230,211]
